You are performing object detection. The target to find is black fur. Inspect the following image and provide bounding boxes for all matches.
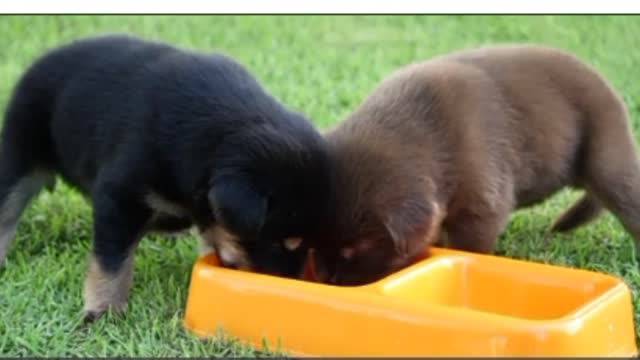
[0,34,332,294]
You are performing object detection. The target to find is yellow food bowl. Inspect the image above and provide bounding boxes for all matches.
[183,247,638,356]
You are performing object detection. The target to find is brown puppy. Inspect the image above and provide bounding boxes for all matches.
[309,44,640,286]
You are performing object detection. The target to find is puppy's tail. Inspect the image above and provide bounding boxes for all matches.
[550,194,603,233]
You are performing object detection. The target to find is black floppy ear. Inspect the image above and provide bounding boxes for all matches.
[381,198,439,258]
[208,175,268,239]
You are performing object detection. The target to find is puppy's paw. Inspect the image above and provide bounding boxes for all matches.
[82,254,134,323]
[82,301,128,323]
[83,310,102,323]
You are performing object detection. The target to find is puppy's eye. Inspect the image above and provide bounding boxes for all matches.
[283,237,303,251]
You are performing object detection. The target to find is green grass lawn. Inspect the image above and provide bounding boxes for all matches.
[1,14,640,356]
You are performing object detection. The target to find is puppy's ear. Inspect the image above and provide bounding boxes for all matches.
[381,198,441,258]
[208,176,267,238]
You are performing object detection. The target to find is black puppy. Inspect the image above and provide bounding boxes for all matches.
[0,34,332,320]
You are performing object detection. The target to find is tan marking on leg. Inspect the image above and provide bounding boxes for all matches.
[83,253,134,320]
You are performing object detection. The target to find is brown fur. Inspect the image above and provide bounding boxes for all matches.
[310,43,640,285]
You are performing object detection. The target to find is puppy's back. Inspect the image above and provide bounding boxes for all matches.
[445,44,630,199]
[329,43,630,210]
[15,34,174,100]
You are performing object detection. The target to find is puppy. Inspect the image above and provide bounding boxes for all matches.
[309,44,640,285]
[0,34,332,320]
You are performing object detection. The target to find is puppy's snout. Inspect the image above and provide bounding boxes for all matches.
[203,225,251,271]
[222,260,239,269]
[218,254,250,271]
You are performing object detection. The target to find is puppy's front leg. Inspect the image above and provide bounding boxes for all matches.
[443,208,511,254]
[83,185,150,322]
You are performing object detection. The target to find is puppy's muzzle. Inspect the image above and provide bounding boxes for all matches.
[201,225,252,271]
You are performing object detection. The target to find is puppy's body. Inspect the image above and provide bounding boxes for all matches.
[313,44,640,285]
[0,34,332,318]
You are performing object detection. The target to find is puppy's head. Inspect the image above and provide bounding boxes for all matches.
[312,194,441,286]
[205,116,333,278]
[309,137,442,286]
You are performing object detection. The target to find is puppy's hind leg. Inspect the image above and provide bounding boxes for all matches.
[0,77,56,266]
[580,106,640,255]
[0,155,55,266]
[550,194,603,233]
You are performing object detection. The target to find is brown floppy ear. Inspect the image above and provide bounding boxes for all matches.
[381,197,441,258]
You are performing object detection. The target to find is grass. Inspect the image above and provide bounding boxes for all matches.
[1,14,640,356]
